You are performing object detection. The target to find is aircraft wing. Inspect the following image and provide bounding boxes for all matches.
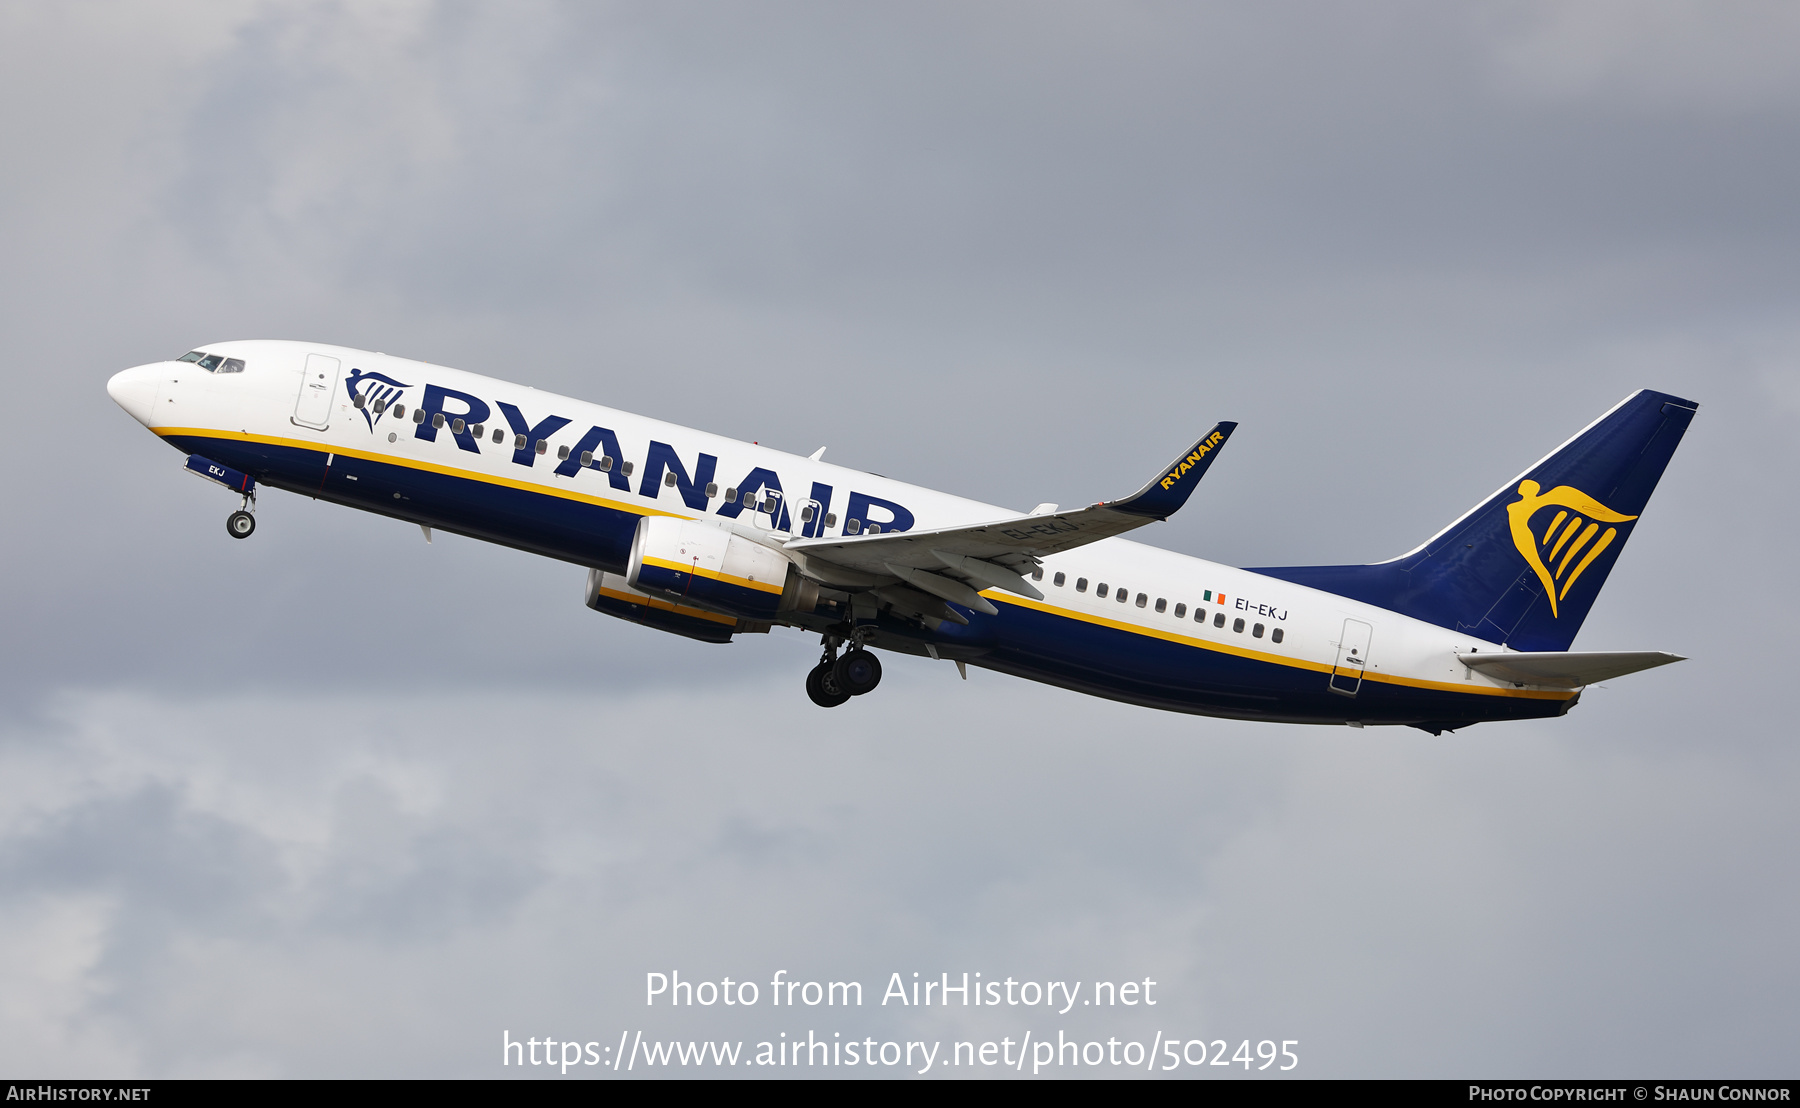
[1456,650,1685,689]
[782,422,1236,609]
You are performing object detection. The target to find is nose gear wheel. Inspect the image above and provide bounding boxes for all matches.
[226,491,258,540]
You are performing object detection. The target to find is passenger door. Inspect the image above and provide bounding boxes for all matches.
[292,353,341,430]
[1329,618,1373,697]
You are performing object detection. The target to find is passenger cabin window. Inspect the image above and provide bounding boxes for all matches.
[451,418,465,434]
[664,471,677,486]
[413,409,426,424]
[846,519,862,535]
[1253,623,1264,638]
[1174,603,1186,618]
[1134,593,1147,608]
[724,487,738,502]
[1155,598,1167,613]
[372,398,386,413]
[866,523,881,534]
[825,513,837,527]
[1032,568,1044,582]
[1096,583,1108,598]
[599,456,614,471]
[580,451,594,467]
[1214,612,1226,627]
[392,404,404,418]
[432,413,445,429]
[563,446,576,462]
[799,504,815,522]
[471,424,483,437]
[621,461,634,476]
[1233,617,1245,633]
[535,439,548,455]
[492,429,505,444]
[1053,572,1066,587]
[218,358,244,374]
[353,394,367,409]
[1271,628,1285,644]
[705,482,719,498]
[1076,577,1088,593]
[514,434,527,449]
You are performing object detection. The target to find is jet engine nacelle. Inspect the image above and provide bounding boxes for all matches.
[585,568,765,644]
[627,515,818,621]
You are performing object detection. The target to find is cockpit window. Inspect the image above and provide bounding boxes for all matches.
[218,358,245,374]
[196,354,223,371]
[177,351,206,363]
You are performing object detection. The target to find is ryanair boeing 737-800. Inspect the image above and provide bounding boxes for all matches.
[106,341,1693,733]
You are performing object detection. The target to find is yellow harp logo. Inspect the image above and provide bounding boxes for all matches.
[1506,480,1637,618]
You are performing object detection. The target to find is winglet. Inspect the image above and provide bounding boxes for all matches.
[1102,421,1237,519]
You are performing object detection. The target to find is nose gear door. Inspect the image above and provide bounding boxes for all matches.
[293,353,342,430]
[1329,618,1373,697]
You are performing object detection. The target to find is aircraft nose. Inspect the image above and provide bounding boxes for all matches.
[107,364,162,427]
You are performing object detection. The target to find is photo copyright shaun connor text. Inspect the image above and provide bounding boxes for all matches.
[501,970,1299,1074]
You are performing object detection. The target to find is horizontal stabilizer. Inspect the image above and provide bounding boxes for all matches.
[1457,650,1685,689]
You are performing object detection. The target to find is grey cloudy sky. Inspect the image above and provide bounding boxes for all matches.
[1,0,1796,1078]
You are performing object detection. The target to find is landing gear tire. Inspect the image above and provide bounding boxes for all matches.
[833,648,882,696]
[226,510,256,539]
[806,662,852,708]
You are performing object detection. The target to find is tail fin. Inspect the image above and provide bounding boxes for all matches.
[1252,390,1698,651]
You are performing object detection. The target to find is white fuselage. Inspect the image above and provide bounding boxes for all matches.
[107,339,1576,726]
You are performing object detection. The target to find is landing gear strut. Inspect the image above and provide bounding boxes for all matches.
[807,636,851,708]
[805,633,882,707]
[226,491,257,540]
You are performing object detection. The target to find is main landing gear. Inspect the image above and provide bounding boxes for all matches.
[226,491,257,540]
[806,634,882,708]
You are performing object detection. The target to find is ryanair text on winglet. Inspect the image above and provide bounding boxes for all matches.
[1160,431,1226,491]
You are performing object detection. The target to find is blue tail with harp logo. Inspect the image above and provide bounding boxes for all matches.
[1251,390,1698,652]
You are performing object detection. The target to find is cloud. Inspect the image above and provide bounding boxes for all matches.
[1490,0,1800,110]
[0,678,1794,1076]
[0,0,1794,1076]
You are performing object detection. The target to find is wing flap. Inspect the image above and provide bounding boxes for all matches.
[1457,650,1685,688]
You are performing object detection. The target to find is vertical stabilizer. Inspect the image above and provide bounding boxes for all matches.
[1252,390,1697,651]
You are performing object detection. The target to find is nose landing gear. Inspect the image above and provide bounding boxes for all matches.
[805,633,883,707]
[226,490,257,540]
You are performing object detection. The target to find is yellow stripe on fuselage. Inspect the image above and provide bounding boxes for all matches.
[164,428,1571,700]
[156,426,690,521]
[984,593,1573,701]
